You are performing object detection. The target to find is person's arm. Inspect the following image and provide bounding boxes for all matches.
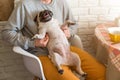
[34,34,49,47]
[32,27,47,39]
[33,27,49,47]
[1,2,34,49]
[61,24,71,39]
[62,0,79,36]
[1,2,49,49]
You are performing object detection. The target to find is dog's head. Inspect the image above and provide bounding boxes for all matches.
[34,10,53,24]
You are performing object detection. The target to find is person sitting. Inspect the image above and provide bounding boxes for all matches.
[1,0,106,80]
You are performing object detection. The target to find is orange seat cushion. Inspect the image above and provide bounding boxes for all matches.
[38,46,106,80]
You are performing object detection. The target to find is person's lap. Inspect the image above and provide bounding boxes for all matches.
[38,46,106,80]
[39,56,79,80]
[70,46,106,80]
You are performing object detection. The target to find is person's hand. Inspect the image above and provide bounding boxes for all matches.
[61,25,71,39]
[34,34,49,47]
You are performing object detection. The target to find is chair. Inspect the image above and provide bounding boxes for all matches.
[13,46,46,80]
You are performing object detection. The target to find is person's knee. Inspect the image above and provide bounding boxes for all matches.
[70,46,106,80]
[39,56,79,80]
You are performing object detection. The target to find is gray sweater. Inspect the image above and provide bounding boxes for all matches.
[1,0,77,52]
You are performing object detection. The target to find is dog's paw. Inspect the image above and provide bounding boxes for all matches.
[34,34,39,38]
[58,69,64,75]
[81,73,87,77]
[32,34,39,39]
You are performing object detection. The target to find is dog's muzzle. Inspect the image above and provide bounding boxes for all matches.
[39,10,53,22]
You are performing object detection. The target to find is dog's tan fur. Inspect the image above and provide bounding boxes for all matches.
[33,10,86,77]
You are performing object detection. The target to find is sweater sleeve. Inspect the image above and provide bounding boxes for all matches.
[63,0,79,36]
[1,1,35,49]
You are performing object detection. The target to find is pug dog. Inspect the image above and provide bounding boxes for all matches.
[33,10,87,77]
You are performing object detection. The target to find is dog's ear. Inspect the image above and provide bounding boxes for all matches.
[34,15,37,22]
[61,20,76,27]
[34,15,39,26]
[37,13,41,23]
[49,10,53,17]
[34,13,40,26]
[39,11,43,18]
[66,20,76,25]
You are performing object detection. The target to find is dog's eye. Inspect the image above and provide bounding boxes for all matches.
[39,12,43,17]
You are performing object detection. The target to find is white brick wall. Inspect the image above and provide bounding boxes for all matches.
[67,0,120,54]
[0,0,120,79]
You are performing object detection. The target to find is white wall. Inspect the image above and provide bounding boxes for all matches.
[67,0,120,54]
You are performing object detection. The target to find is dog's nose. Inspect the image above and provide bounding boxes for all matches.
[45,12,48,15]
[43,12,49,18]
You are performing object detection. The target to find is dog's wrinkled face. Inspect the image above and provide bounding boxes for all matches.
[39,10,53,22]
